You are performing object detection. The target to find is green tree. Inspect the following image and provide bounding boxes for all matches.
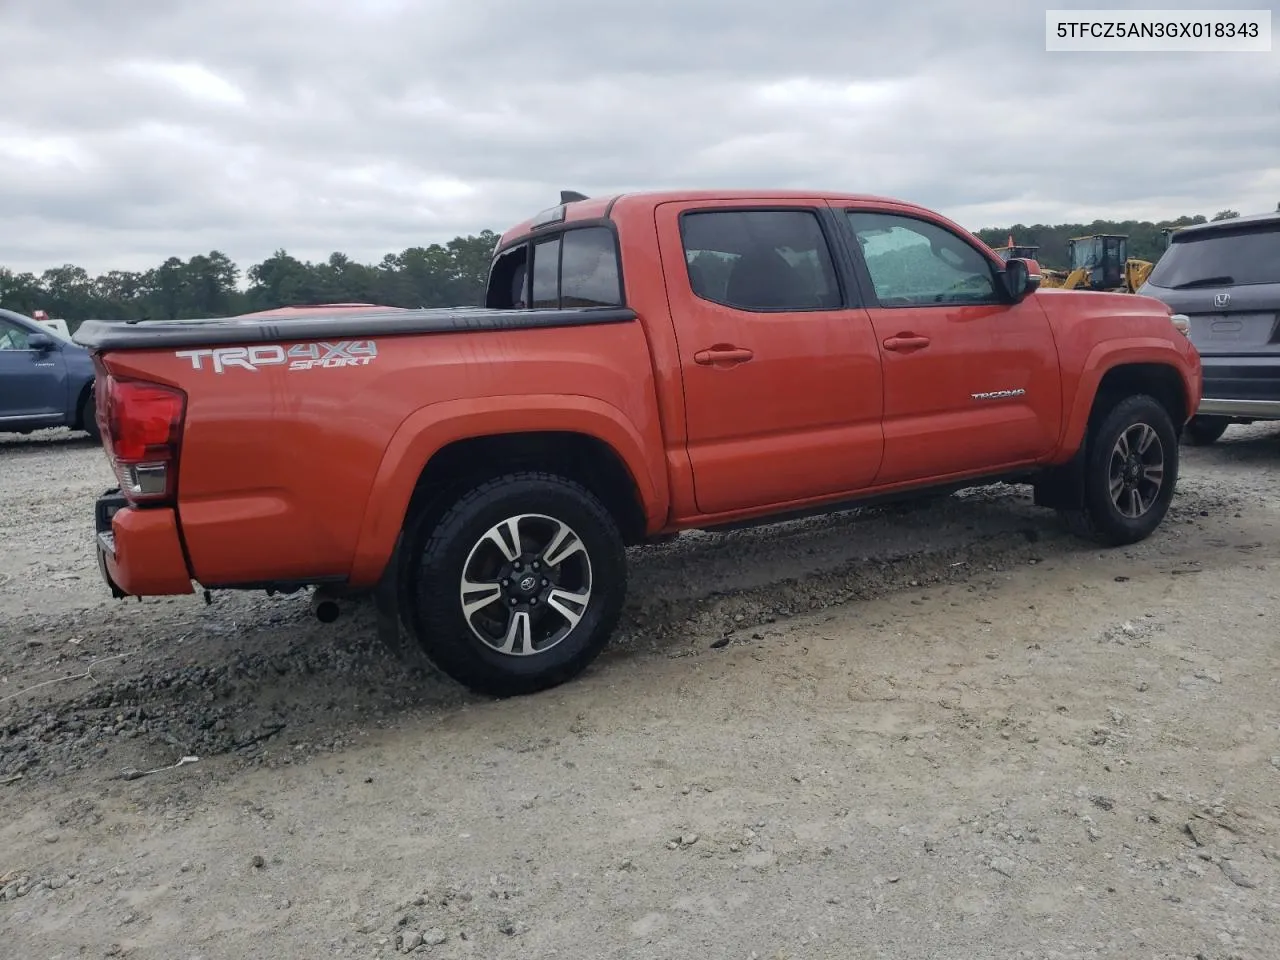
[0,268,45,314]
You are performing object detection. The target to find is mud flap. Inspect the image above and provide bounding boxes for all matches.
[94,488,129,599]
[373,533,436,673]
[1032,445,1087,510]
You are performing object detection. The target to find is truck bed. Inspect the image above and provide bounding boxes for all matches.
[72,305,639,350]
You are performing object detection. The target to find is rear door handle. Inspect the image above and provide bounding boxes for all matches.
[694,347,754,365]
[882,334,931,352]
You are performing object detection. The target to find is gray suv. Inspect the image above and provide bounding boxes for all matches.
[1137,210,1280,444]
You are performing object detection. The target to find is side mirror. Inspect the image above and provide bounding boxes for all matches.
[1002,257,1042,301]
[26,332,56,351]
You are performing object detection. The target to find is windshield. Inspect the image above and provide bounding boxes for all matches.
[1146,224,1280,288]
[1070,238,1099,271]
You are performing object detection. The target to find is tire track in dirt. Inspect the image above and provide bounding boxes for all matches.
[0,455,1253,790]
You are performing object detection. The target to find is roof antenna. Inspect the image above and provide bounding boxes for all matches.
[560,190,588,204]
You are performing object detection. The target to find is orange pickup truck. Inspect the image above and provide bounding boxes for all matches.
[74,189,1202,696]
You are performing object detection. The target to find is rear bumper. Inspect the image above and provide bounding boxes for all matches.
[1197,355,1280,419]
[1198,398,1280,419]
[94,489,194,597]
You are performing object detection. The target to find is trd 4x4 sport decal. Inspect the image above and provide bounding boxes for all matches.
[174,341,378,373]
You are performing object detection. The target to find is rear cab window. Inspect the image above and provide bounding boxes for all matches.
[485,225,623,309]
[1147,223,1280,289]
[677,208,842,311]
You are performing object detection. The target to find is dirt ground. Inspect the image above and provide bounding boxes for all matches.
[2,424,1279,960]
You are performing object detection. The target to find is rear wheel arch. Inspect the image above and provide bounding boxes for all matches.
[348,398,666,586]
[403,430,650,549]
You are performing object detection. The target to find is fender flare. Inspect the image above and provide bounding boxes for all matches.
[347,394,668,585]
[1058,338,1196,455]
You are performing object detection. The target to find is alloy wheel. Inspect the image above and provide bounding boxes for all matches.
[458,513,593,657]
[1108,422,1165,519]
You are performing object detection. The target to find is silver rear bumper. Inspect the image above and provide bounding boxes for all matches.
[1197,398,1280,419]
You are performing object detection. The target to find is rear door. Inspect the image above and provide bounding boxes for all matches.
[834,205,1062,485]
[0,316,66,422]
[654,199,885,515]
[1140,220,1280,406]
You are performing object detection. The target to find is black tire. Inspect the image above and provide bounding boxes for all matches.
[1057,394,1178,546]
[404,471,627,697]
[1182,414,1229,446]
[80,389,101,442]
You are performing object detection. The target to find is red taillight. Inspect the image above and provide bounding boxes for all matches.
[98,373,186,505]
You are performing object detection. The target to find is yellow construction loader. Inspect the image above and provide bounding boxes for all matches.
[1038,234,1154,293]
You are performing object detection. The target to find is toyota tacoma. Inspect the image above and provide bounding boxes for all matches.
[72,189,1202,696]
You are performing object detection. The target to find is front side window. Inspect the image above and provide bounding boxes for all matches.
[846,211,999,306]
[679,209,841,311]
[0,320,31,351]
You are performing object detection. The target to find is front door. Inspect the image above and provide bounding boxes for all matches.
[655,199,885,516]
[837,206,1062,486]
[0,318,65,422]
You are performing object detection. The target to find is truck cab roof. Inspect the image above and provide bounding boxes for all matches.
[498,188,947,251]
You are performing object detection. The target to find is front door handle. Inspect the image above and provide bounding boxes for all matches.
[882,334,931,352]
[694,346,754,365]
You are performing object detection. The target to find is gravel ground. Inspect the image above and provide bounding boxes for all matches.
[1,423,1279,959]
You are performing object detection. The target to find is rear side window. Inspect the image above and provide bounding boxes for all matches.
[531,236,561,308]
[485,245,528,308]
[484,226,622,309]
[679,209,841,311]
[560,228,622,307]
[1147,225,1280,288]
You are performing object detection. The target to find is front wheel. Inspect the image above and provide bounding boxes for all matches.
[1058,394,1178,546]
[404,471,627,697]
[1182,414,1229,446]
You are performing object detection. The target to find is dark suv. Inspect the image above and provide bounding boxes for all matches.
[1138,211,1280,444]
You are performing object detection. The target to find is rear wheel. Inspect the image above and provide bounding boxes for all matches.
[404,471,627,697]
[1182,414,1229,446]
[1058,394,1178,546]
[80,389,101,442]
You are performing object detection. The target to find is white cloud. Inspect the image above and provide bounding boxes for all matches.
[0,0,1275,275]
[113,60,248,107]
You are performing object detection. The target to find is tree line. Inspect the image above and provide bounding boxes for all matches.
[0,232,500,334]
[971,209,1253,272]
[1,205,1273,333]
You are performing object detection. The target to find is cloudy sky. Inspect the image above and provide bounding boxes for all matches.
[1,0,1276,276]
